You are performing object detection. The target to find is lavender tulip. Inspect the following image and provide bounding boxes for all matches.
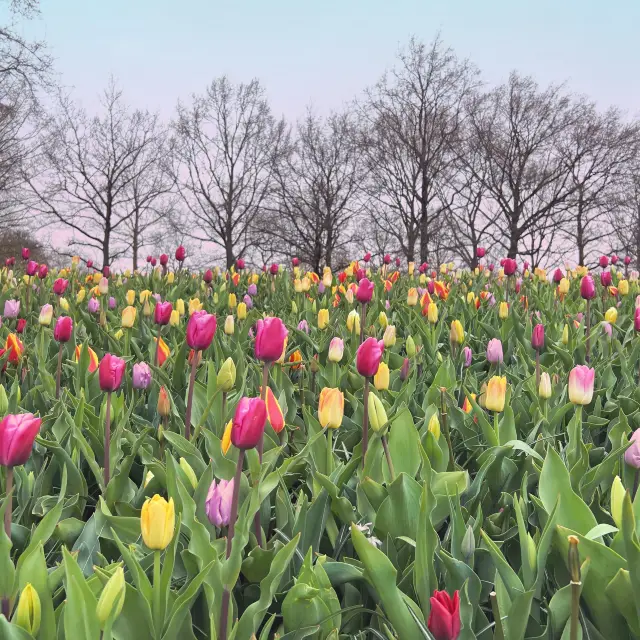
[205,478,235,527]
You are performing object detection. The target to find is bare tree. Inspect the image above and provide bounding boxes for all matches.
[610,159,640,269]
[25,81,169,268]
[358,36,479,263]
[173,77,288,268]
[466,73,584,265]
[257,109,365,271]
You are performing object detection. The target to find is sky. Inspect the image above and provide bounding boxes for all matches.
[7,0,640,122]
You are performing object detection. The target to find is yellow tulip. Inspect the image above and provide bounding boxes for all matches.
[143,299,152,317]
[277,336,288,365]
[539,372,552,399]
[221,420,233,454]
[408,262,415,276]
[374,362,390,390]
[318,387,344,429]
[318,308,329,330]
[169,309,180,326]
[141,495,175,550]
[428,413,440,440]
[39,304,53,326]
[558,278,570,295]
[604,307,618,324]
[166,272,175,284]
[93,272,102,285]
[379,311,388,328]
[224,314,235,335]
[383,325,396,347]
[14,583,41,636]
[562,324,569,345]
[450,320,464,344]
[60,297,69,312]
[294,279,303,293]
[228,293,237,309]
[98,277,109,295]
[322,272,332,288]
[126,289,135,305]
[237,302,247,320]
[189,298,202,315]
[176,299,185,316]
[619,279,629,296]
[499,302,509,320]
[427,302,438,324]
[346,309,360,334]
[76,288,86,303]
[114,329,123,340]
[485,376,507,412]
[140,290,151,304]
[122,306,137,328]
[407,288,418,306]
[345,289,354,304]
[301,276,311,292]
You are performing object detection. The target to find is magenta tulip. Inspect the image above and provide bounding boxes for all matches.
[231,397,267,450]
[254,317,288,362]
[175,245,186,262]
[580,275,596,300]
[53,316,73,343]
[53,278,68,296]
[356,338,384,377]
[154,301,173,325]
[186,310,217,351]
[599,255,609,268]
[0,413,42,467]
[356,278,374,304]
[532,324,544,350]
[98,353,125,392]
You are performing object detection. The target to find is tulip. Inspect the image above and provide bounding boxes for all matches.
[374,362,390,390]
[99,354,125,392]
[221,420,233,455]
[228,293,237,309]
[223,314,235,335]
[383,325,396,347]
[378,311,388,328]
[5,333,23,365]
[169,309,180,327]
[580,275,596,299]
[363,251,371,263]
[318,308,329,330]
[21,247,29,260]
[247,283,257,296]
[604,307,618,324]
[400,357,410,381]
[532,324,544,350]
[141,495,175,550]
[635,308,640,332]
[254,317,288,362]
[619,279,629,296]
[264,386,285,434]
[407,288,418,306]
[503,258,517,276]
[186,310,217,351]
[477,247,486,259]
[354,277,373,304]
[568,365,595,405]
[75,345,99,373]
[485,376,507,412]
[486,338,503,364]
[611,475,624,528]
[601,271,612,287]
[88,297,100,313]
[236,258,245,270]
[25,260,37,276]
[450,320,464,344]
[132,362,152,390]
[16,318,26,334]
[217,357,236,392]
[157,386,171,417]
[154,301,172,325]
[599,255,609,268]
[499,301,509,319]
[539,372,552,399]
[406,335,416,358]
[121,306,136,329]
[318,388,344,429]
[205,478,234,526]
[346,309,360,334]
[553,268,563,283]
[427,590,461,640]
[188,298,202,315]
[231,397,267,450]
[428,413,441,440]
[0,413,41,467]
[175,245,186,262]
[562,324,569,344]
[368,391,388,433]
[427,302,438,324]
[234,302,246,320]
[98,277,109,295]
[356,338,384,377]
[3,299,19,318]
[328,337,344,362]
[96,566,126,628]
[54,316,73,343]
[408,261,415,276]
[558,278,570,295]
[39,304,53,326]
[14,583,41,636]
[269,263,278,275]
[624,429,640,469]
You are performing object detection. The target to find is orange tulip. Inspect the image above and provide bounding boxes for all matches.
[288,350,303,370]
[154,336,170,367]
[5,334,24,365]
[75,344,99,373]
[262,386,285,434]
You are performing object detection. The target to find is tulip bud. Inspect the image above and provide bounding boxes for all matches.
[427,302,438,324]
[499,301,509,320]
[217,357,236,392]
[450,320,464,344]
[39,304,54,326]
[96,566,126,628]
[14,583,41,636]
[237,302,247,320]
[427,413,440,440]
[179,458,198,489]
[604,307,618,324]
[379,311,388,328]
[169,309,180,326]
[538,372,552,399]
[328,337,344,363]
[383,325,396,347]
[231,397,267,449]
[611,475,624,528]
[368,392,388,433]
[224,314,235,335]
[399,357,410,381]
[406,335,416,358]
[373,362,390,390]
[157,386,171,417]
[318,387,344,429]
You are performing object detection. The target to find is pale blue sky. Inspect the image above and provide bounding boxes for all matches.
[8,0,640,120]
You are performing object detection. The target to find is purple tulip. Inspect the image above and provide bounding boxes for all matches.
[318,282,325,294]
[243,294,253,309]
[153,293,162,303]
[132,362,152,389]
[625,429,640,469]
[88,297,100,313]
[108,296,116,309]
[247,284,257,296]
[486,338,503,364]
[205,478,235,526]
[297,319,309,334]
[3,300,20,318]
[463,346,472,367]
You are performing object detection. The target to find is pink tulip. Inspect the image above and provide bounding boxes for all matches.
[599,255,609,268]
[580,275,596,300]
[154,301,173,325]
[0,413,42,467]
[186,310,217,351]
[53,278,68,296]
[98,353,126,392]
[53,316,73,342]
[356,338,384,377]
[476,247,486,258]
[205,478,235,526]
[231,397,267,450]
[175,245,186,262]
[254,317,288,362]
[635,308,640,332]
[486,338,503,364]
[356,278,374,304]
[532,324,544,350]
[568,365,595,405]
[624,429,640,469]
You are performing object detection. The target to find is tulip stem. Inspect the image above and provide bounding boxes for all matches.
[441,388,454,471]
[152,550,162,638]
[104,391,111,488]
[56,343,63,399]
[570,580,581,640]
[326,427,333,476]
[381,435,395,481]
[184,351,199,441]
[585,299,591,364]
[154,326,162,367]
[490,591,504,640]
[220,449,245,640]
[253,363,270,548]
[535,350,540,390]
[633,469,640,501]
[3,465,12,541]
[360,302,366,344]
[362,377,370,468]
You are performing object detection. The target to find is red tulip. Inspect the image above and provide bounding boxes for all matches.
[600,271,612,287]
[160,254,168,266]
[54,316,73,342]
[580,275,596,300]
[356,268,365,281]
[98,353,126,392]
[87,260,93,269]
[338,272,347,284]
[553,268,563,283]
[150,257,157,267]
[236,258,245,270]
[154,301,173,325]
[383,254,391,265]
[427,590,461,640]
[611,254,619,265]
[0,413,42,467]
[599,255,609,268]
[38,264,48,279]
[186,310,217,351]
[395,257,401,267]
[356,338,384,378]
[254,317,288,362]
[146,255,153,263]
[16,319,26,334]
[292,257,299,267]
[270,263,279,275]
[21,247,29,261]
[532,324,544,350]
[476,247,486,258]
[203,269,213,284]
[102,265,110,277]
[503,258,517,276]
[26,260,38,276]
[175,245,186,262]
[419,262,427,273]
[625,256,632,266]
[53,278,68,295]
[231,397,267,450]
[363,252,371,263]
[356,278,374,304]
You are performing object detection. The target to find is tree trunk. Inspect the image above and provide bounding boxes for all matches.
[132,224,139,272]
[225,243,235,270]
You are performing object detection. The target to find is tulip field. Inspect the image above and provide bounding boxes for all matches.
[2,249,640,640]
